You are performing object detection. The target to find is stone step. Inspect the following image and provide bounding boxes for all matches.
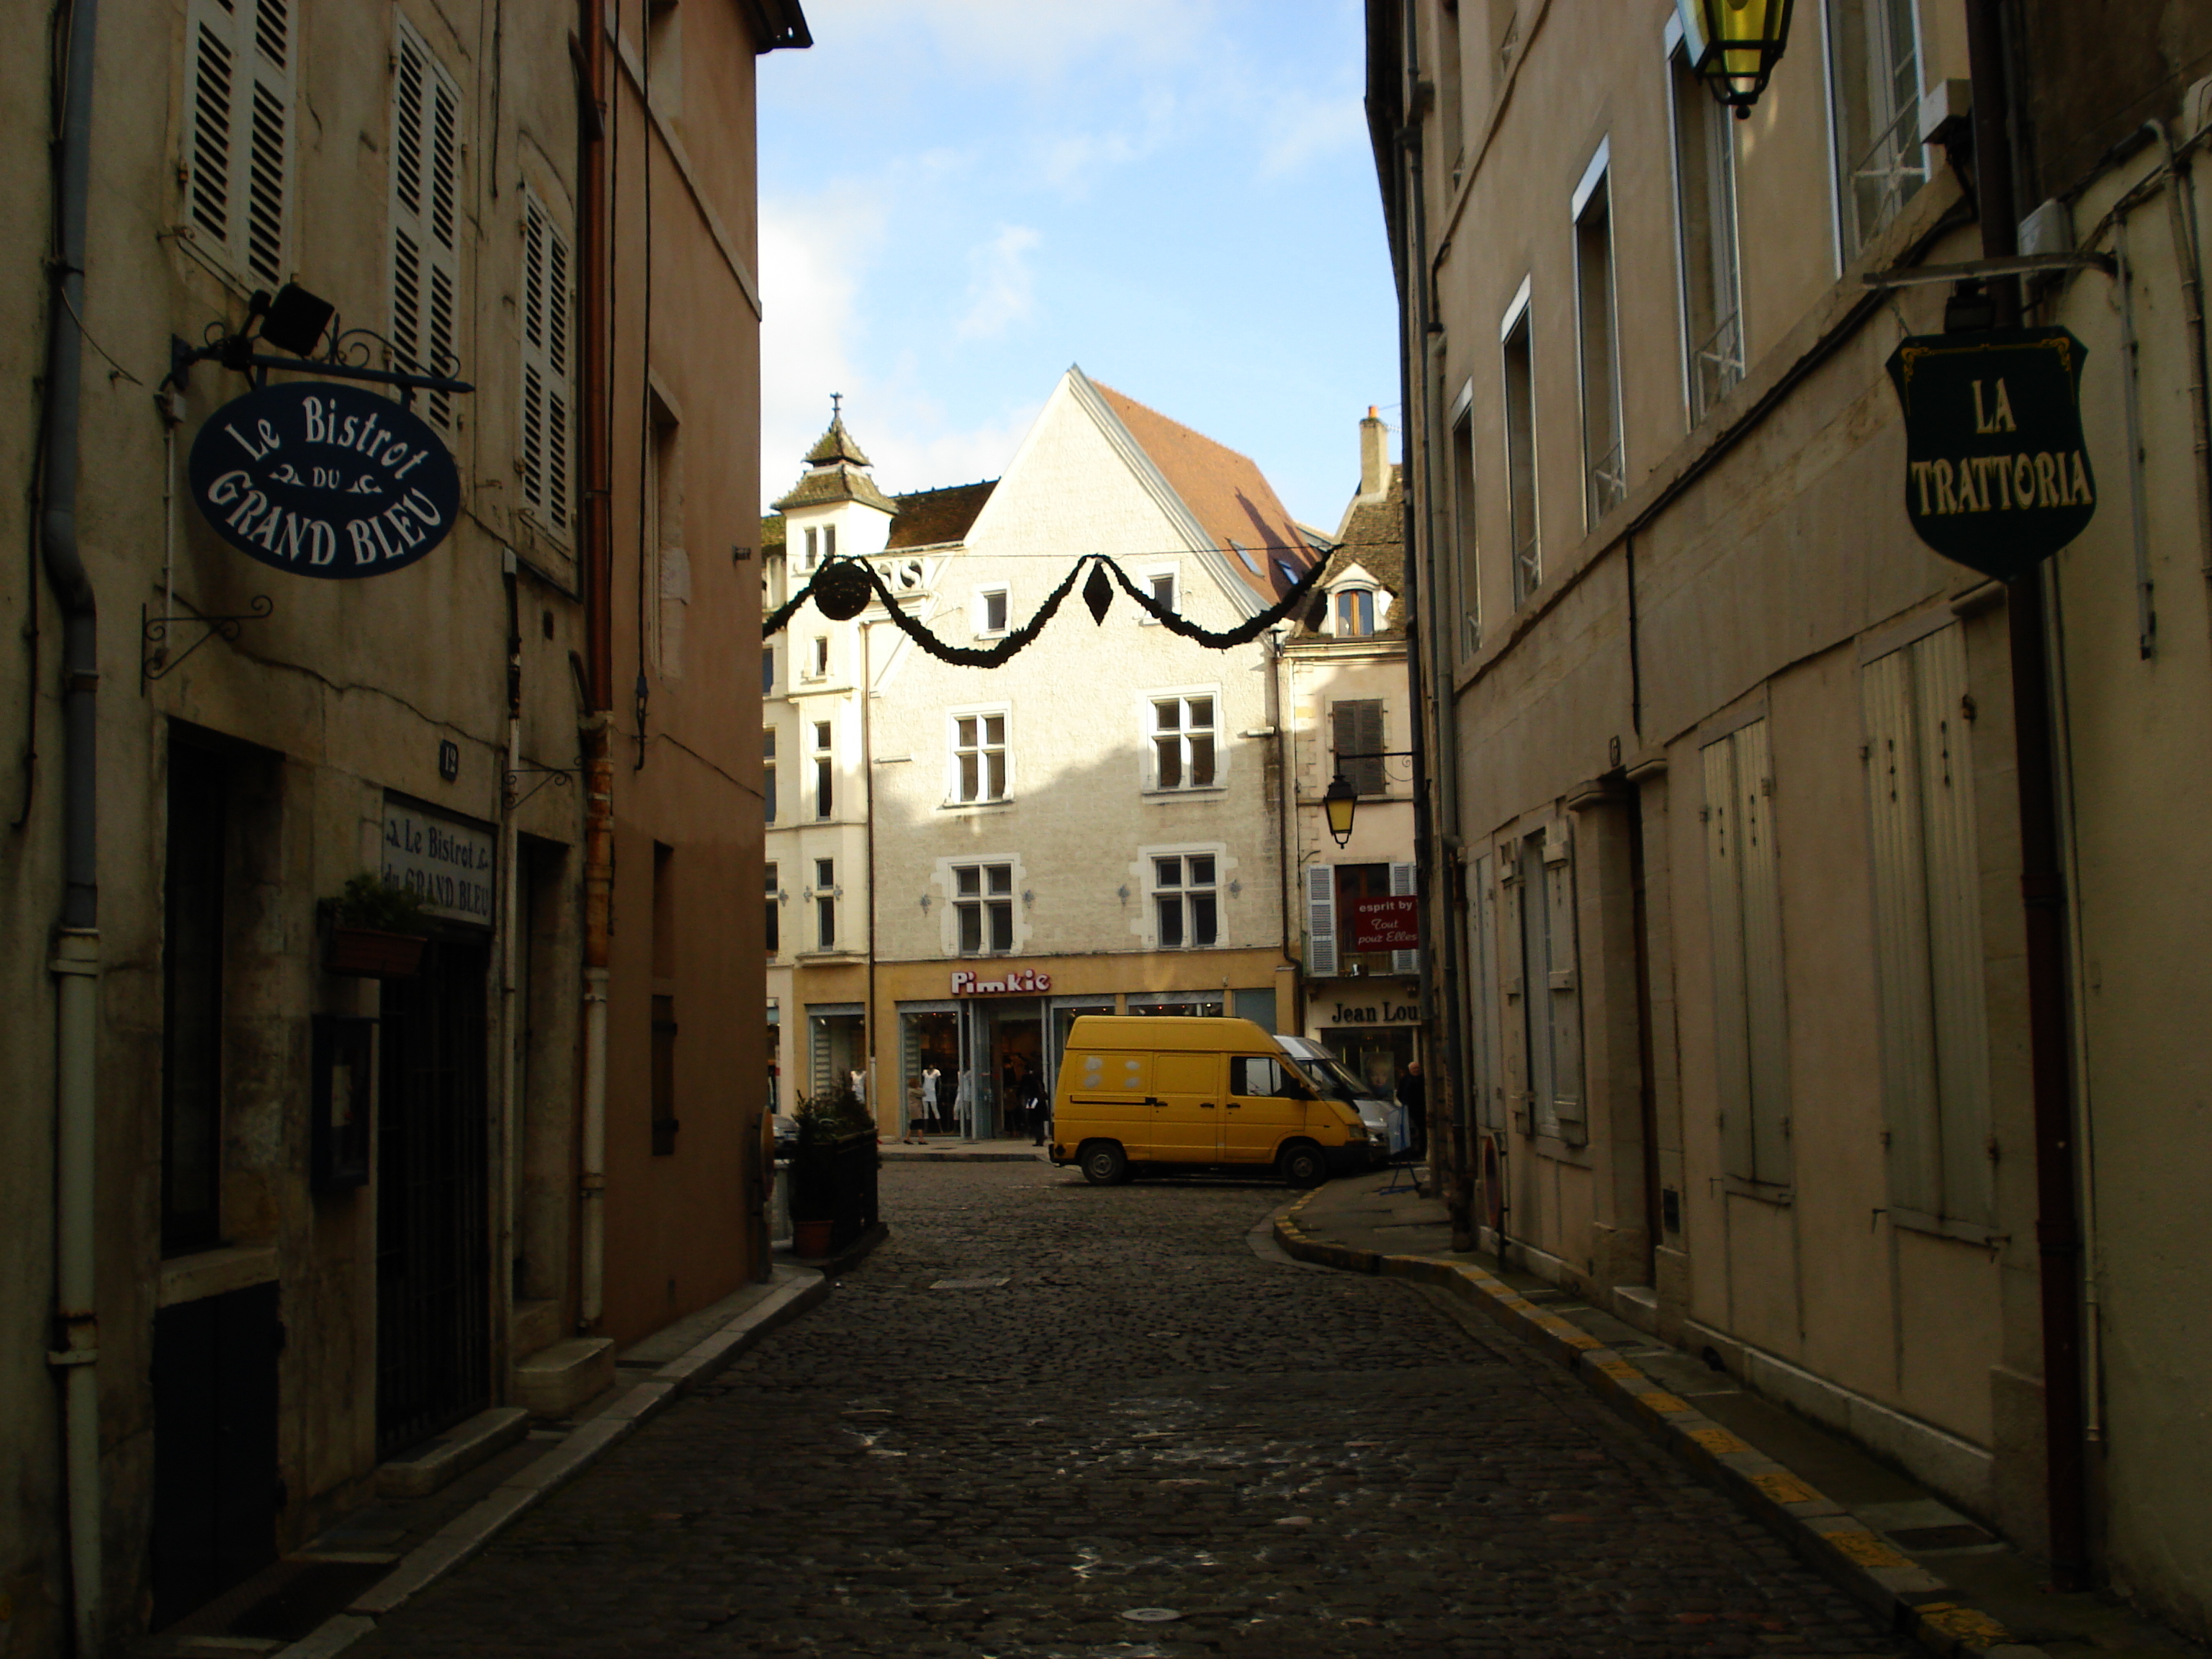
[376,1406,529,1499]
[512,1336,615,1419]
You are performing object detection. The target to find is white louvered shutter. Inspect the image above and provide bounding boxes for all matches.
[390,21,462,429]
[186,0,292,288]
[520,191,574,534]
[1305,864,1337,979]
[1390,860,1419,974]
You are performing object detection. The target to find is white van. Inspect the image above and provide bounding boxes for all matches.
[1272,1035,1401,1151]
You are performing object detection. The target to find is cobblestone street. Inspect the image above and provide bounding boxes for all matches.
[351,1164,1911,1658]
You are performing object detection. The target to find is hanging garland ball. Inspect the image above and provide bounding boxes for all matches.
[812,558,872,621]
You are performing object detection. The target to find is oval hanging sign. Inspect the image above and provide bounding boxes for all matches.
[186,381,461,578]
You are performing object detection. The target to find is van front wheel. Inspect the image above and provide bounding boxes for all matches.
[1079,1141,1130,1186]
[1276,1141,1328,1187]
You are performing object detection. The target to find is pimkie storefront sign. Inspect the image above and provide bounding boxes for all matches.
[951,968,1052,997]
[1884,327,2096,583]
[188,381,461,578]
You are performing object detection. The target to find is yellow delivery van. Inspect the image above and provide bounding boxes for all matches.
[1048,1015,1375,1187]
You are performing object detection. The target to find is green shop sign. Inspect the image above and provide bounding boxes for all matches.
[1884,327,2096,583]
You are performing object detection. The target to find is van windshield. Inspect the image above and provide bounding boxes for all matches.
[1280,1046,1375,1105]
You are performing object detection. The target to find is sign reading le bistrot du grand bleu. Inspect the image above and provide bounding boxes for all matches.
[1884,327,2096,583]
[187,381,461,579]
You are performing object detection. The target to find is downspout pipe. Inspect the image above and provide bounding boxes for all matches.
[575,0,613,1334]
[42,0,104,1652]
[1964,0,2089,1591]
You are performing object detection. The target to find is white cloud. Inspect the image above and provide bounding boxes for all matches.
[955,225,1041,341]
[811,0,1209,83]
[1256,87,1364,179]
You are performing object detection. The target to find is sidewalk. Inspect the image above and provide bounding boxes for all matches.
[1277,1172,2202,1659]
[877,1135,1046,1163]
[138,1267,830,1659]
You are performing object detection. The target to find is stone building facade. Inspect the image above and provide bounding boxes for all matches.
[0,3,804,1652]
[1370,0,2212,1630]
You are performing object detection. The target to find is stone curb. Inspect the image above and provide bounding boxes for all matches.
[274,1268,832,1657]
[877,1147,1044,1162]
[1272,1192,2047,1659]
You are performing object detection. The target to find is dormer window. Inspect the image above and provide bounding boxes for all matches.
[1334,588,1376,637]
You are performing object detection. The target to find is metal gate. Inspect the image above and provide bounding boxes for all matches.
[376,935,491,1458]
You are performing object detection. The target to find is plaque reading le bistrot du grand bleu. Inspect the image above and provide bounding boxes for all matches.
[186,380,462,579]
[1884,326,2097,583]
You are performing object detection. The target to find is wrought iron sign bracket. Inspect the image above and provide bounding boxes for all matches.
[1862,251,2117,290]
[163,282,475,408]
[504,762,581,811]
[142,593,275,689]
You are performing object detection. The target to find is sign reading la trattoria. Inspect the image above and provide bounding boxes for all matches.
[187,381,462,578]
[1884,327,2096,583]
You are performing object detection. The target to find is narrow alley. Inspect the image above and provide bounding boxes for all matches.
[345,1164,1907,1658]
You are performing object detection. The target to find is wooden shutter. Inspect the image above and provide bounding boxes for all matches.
[1506,838,1539,1136]
[185,0,291,287]
[1865,625,1990,1226]
[1304,863,1337,978]
[1703,734,1756,1179]
[1333,701,1386,795]
[1542,829,1586,1145]
[390,21,462,428]
[1467,852,1504,1132]
[521,192,574,533]
[1732,720,1792,1186]
[1390,860,1419,974]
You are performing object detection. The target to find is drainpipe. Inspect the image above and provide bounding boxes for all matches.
[498,556,522,1376]
[1397,0,1473,1244]
[42,0,104,1652]
[575,0,613,1334]
[1964,0,2089,1591]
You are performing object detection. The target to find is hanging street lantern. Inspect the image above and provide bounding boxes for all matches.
[1676,0,1795,118]
[1323,773,1359,848]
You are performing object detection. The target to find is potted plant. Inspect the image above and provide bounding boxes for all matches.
[320,873,432,978]
[788,1084,868,1257]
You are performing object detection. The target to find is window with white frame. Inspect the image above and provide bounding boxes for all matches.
[1334,587,1377,637]
[814,857,836,949]
[763,728,777,824]
[1141,567,1178,621]
[183,0,294,290]
[1151,852,1220,950]
[1149,694,1218,790]
[952,863,1015,955]
[976,585,1010,636]
[807,635,829,679]
[519,189,573,531]
[1449,381,1480,657]
[950,711,1009,804]
[811,721,833,819]
[1827,0,1927,258]
[1501,283,1540,604]
[802,526,819,570]
[764,861,780,956]
[390,20,462,428]
[1573,143,1625,527]
[1668,24,1743,423]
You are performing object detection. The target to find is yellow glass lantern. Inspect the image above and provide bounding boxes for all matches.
[1677,0,1795,117]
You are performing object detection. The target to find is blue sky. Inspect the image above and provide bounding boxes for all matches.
[756,0,1401,534]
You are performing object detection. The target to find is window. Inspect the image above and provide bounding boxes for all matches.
[1450,395,1479,655]
[646,0,681,115]
[950,711,1009,804]
[1232,1056,1295,1097]
[1153,853,1219,949]
[953,863,1015,955]
[1508,827,1583,1143]
[812,721,832,819]
[1501,287,1540,604]
[762,645,775,696]
[1320,860,1418,976]
[1668,32,1743,422]
[647,390,687,674]
[184,0,292,289]
[519,190,573,531]
[650,994,678,1154]
[390,21,461,428]
[1702,719,1792,1190]
[977,586,1010,636]
[763,729,776,824]
[1573,147,1625,526]
[1863,624,1990,1231]
[1827,0,1927,258]
[1334,588,1376,637]
[1143,570,1177,621]
[764,862,779,956]
[808,636,829,679]
[814,857,837,950]
[803,526,819,570]
[163,737,229,1254]
[824,524,837,560]
[1332,699,1385,796]
[1151,695,1217,789]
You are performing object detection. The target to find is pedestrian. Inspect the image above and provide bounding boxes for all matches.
[1398,1060,1426,1159]
[921,1064,942,1132]
[904,1076,926,1143]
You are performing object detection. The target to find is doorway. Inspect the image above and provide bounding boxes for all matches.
[377,935,492,1459]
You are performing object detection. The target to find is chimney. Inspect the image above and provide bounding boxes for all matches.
[1359,405,1388,498]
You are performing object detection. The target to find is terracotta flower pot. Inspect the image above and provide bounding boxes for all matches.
[791,1216,835,1259]
[325,926,427,979]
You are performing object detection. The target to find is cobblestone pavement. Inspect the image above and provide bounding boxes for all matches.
[351,1164,1911,1658]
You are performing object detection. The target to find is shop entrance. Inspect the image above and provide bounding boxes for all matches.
[1322,1025,1415,1100]
[949,997,1043,1139]
[899,1005,961,1133]
[807,1002,865,1108]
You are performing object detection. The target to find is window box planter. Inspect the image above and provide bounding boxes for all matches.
[325,926,426,979]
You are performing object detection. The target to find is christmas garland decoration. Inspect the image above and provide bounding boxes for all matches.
[764,549,1331,666]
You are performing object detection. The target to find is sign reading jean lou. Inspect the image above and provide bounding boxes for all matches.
[188,381,461,578]
[1885,327,2096,583]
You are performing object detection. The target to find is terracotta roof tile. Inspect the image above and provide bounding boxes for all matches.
[1091,382,1317,603]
